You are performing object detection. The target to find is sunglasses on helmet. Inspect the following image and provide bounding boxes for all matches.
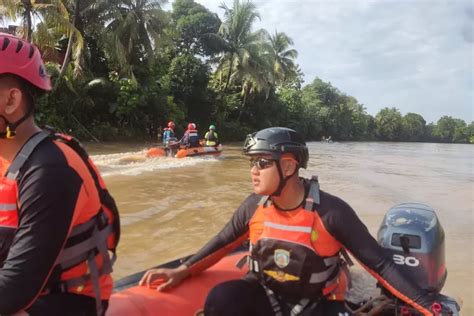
[249,158,275,170]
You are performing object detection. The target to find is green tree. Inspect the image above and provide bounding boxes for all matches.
[375,107,403,141]
[402,112,426,141]
[165,54,212,123]
[35,0,117,78]
[171,0,221,56]
[1,0,48,41]
[301,78,347,139]
[467,122,474,144]
[263,30,298,87]
[452,119,468,143]
[303,78,341,108]
[104,0,169,78]
[213,0,265,91]
[57,0,83,78]
[433,116,468,143]
[277,86,303,128]
[348,100,371,140]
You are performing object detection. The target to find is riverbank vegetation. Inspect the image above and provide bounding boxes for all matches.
[1,0,472,143]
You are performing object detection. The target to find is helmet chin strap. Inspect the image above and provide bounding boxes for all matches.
[270,161,298,197]
[0,107,33,139]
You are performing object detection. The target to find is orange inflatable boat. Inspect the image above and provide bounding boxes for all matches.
[146,144,223,159]
[145,147,167,158]
[174,144,223,158]
[108,251,247,315]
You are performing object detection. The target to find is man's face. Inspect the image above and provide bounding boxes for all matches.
[248,154,280,195]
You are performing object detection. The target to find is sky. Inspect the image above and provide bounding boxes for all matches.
[2,1,472,123]
[192,0,473,123]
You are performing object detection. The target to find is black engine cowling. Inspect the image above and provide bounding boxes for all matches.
[377,203,447,293]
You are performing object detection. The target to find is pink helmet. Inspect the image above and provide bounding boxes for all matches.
[168,121,175,128]
[187,123,195,130]
[0,33,51,91]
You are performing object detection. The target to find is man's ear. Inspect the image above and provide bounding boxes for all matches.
[4,88,23,115]
[281,158,298,177]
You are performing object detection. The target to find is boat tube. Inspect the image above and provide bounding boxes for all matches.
[108,251,247,315]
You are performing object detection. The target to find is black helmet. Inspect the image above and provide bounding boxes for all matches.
[243,127,309,169]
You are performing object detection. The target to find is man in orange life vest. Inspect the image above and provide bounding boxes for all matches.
[180,122,200,148]
[140,127,454,315]
[0,33,120,315]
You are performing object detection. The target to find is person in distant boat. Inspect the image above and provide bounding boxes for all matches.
[204,124,219,147]
[140,127,453,316]
[0,33,120,316]
[162,121,179,156]
[162,121,176,146]
[180,122,200,148]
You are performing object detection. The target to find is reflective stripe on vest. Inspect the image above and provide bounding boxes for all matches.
[0,203,16,212]
[263,221,313,233]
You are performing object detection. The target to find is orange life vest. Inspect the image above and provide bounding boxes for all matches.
[0,129,120,314]
[248,177,349,302]
[0,156,7,175]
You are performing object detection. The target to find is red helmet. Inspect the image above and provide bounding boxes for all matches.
[187,123,195,130]
[168,121,175,128]
[0,33,51,91]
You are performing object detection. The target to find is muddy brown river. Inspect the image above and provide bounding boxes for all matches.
[87,141,473,314]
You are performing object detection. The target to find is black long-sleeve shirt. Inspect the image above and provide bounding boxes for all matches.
[184,183,434,315]
[0,138,82,314]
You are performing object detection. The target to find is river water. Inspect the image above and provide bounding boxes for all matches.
[87,141,473,313]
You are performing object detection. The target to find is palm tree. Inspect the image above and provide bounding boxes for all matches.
[0,0,56,42]
[103,0,169,78]
[1,0,84,79]
[50,0,115,78]
[214,0,265,91]
[263,30,298,87]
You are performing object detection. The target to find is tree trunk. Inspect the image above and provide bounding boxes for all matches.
[23,1,32,42]
[224,54,234,91]
[58,0,80,79]
[237,83,250,123]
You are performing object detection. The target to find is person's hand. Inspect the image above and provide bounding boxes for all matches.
[138,265,190,291]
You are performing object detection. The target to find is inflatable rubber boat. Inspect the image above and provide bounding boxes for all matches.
[146,144,223,159]
[107,251,247,315]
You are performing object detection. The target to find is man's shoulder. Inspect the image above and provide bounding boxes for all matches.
[15,137,85,200]
[236,193,262,213]
[18,137,78,178]
[243,193,264,205]
[317,188,355,217]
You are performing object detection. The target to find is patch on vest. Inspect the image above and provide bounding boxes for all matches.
[274,249,290,268]
[264,270,300,282]
[311,230,318,242]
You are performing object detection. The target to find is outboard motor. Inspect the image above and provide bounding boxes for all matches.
[377,203,447,293]
[376,203,460,315]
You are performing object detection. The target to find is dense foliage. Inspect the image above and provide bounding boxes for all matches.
[2,0,472,143]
